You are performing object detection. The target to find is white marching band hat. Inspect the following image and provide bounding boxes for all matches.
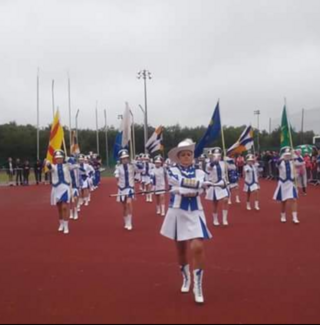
[54,150,65,159]
[154,155,163,163]
[281,146,292,158]
[168,139,196,164]
[246,154,255,162]
[119,149,130,160]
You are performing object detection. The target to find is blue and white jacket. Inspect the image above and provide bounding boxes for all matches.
[167,165,206,212]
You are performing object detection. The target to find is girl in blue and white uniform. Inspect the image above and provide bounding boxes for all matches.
[205,148,230,227]
[226,157,241,205]
[151,155,167,216]
[46,150,72,235]
[161,139,212,305]
[273,147,300,224]
[244,154,260,211]
[114,149,137,231]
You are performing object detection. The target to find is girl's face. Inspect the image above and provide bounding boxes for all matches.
[178,151,194,167]
[283,154,292,161]
[155,162,162,168]
[121,158,129,165]
[55,158,64,165]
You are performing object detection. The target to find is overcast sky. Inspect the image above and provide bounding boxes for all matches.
[1,0,320,131]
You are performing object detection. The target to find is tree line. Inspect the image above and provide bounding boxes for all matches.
[0,122,316,166]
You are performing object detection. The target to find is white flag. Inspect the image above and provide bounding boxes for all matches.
[121,102,133,147]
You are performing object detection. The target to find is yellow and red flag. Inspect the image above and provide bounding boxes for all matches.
[45,111,64,169]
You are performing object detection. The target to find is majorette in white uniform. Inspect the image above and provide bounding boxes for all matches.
[195,154,207,172]
[47,150,72,235]
[226,157,241,204]
[294,151,308,195]
[134,155,143,183]
[68,156,80,220]
[151,155,167,216]
[141,154,154,202]
[273,147,300,224]
[151,157,167,195]
[115,159,135,203]
[160,139,212,305]
[244,154,260,211]
[78,155,92,207]
[114,149,137,231]
[49,160,72,206]
[205,148,230,227]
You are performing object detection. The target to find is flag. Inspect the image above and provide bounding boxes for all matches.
[113,132,123,161]
[146,126,164,154]
[227,126,254,157]
[71,130,80,155]
[195,102,221,158]
[122,103,133,148]
[45,111,64,170]
[281,106,291,149]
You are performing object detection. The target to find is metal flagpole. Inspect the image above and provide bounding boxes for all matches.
[96,101,100,155]
[285,98,298,187]
[130,109,136,158]
[104,109,109,168]
[37,68,40,160]
[75,109,80,142]
[68,74,72,155]
[219,100,230,183]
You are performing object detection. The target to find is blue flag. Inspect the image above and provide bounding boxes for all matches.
[113,132,123,161]
[195,102,221,158]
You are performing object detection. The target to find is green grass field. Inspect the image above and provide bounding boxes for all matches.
[0,168,114,185]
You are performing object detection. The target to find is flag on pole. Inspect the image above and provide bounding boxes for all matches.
[113,103,132,161]
[45,111,64,170]
[146,126,164,154]
[227,126,254,157]
[113,132,123,161]
[71,130,80,155]
[281,105,291,149]
[122,103,133,148]
[195,102,221,158]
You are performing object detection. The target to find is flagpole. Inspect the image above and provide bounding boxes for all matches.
[219,100,227,157]
[219,100,230,184]
[37,68,40,160]
[285,98,298,187]
[130,109,136,159]
[68,74,72,155]
[96,101,100,155]
[104,109,109,168]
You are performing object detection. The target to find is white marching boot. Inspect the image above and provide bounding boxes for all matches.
[281,213,287,223]
[293,212,300,225]
[180,265,191,293]
[236,196,241,204]
[74,209,79,220]
[58,220,64,232]
[213,214,220,227]
[222,210,229,226]
[247,202,252,211]
[156,206,161,215]
[193,270,205,304]
[63,221,69,235]
[124,216,133,231]
[255,201,260,211]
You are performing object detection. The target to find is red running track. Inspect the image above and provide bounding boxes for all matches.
[0,179,320,324]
